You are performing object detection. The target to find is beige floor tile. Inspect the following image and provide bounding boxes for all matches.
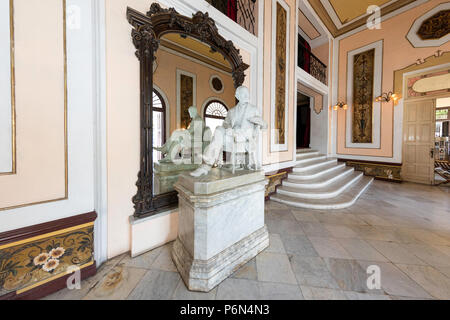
[337,238,388,262]
[396,264,450,300]
[231,258,258,281]
[402,243,450,267]
[265,234,286,254]
[308,237,352,259]
[172,280,217,300]
[323,224,359,239]
[367,240,427,265]
[259,282,304,300]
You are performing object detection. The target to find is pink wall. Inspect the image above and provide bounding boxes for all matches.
[336,0,450,158]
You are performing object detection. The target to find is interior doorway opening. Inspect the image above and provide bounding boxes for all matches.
[434,97,450,186]
[297,92,311,150]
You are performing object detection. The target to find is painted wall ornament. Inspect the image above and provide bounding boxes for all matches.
[417,10,450,40]
[352,49,375,144]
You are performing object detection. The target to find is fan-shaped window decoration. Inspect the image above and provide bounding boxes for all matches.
[204,100,229,134]
[153,89,166,162]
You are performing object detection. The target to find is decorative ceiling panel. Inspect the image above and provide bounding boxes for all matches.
[308,0,419,37]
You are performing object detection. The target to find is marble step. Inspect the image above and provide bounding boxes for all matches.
[277,171,364,200]
[283,166,355,189]
[296,148,314,154]
[296,154,327,165]
[293,158,338,173]
[289,162,347,181]
[270,176,374,210]
[296,150,320,160]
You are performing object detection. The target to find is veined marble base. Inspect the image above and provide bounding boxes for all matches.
[173,169,269,292]
[172,226,269,292]
[154,162,199,195]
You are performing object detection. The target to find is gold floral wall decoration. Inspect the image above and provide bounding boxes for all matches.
[352,49,375,144]
[0,224,94,297]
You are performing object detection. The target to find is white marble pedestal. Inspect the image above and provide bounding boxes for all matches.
[172,169,269,292]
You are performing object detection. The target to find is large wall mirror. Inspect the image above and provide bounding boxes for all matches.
[127,3,249,218]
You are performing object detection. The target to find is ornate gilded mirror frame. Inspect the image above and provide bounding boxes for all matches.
[127,3,249,219]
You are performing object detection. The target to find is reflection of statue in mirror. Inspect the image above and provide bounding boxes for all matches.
[191,86,268,177]
[155,106,212,164]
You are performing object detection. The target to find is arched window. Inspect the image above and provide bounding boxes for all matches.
[153,89,166,162]
[204,100,229,135]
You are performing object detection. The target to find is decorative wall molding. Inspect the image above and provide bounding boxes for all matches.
[0,0,68,211]
[346,40,383,149]
[407,2,450,48]
[394,51,450,97]
[209,75,224,94]
[270,0,290,152]
[0,212,97,300]
[0,0,15,175]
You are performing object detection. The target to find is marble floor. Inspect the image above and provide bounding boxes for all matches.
[45,181,450,300]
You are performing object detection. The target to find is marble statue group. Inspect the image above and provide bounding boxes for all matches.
[155,86,267,177]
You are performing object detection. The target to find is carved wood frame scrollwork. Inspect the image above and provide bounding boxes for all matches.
[127,3,249,219]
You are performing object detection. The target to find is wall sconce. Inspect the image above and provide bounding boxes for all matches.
[375,92,400,106]
[333,102,348,111]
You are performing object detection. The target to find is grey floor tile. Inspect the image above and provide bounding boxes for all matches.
[127,270,180,300]
[299,222,332,237]
[396,264,450,300]
[231,258,258,281]
[324,258,381,294]
[308,237,352,259]
[292,210,320,223]
[121,247,163,270]
[337,238,388,262]
[216,278,261,300]
[323,224,359,239]
[289,255,339,289]
[300,286,347,300]
[280,234,318,257]
[151,244,178,272]
[266,218,304,235]
[344,292,391,300]
[357,261,432,299]
[259,282,304,300]
[256,252,297,284]
[172,280,217,300]
[265,234,286,254]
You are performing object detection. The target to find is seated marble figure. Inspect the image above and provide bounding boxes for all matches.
[191,86,267,177]
[155,106,212,164]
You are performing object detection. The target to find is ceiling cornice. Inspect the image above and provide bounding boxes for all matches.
[308,0,418,38]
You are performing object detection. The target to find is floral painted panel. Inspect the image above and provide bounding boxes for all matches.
[352,49,375,144]
[275,2,287,145]
[0,225,94,296]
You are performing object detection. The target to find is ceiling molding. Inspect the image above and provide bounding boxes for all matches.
[308,0,418,38]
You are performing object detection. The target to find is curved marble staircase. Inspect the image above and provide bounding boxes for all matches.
[270,149,373,209]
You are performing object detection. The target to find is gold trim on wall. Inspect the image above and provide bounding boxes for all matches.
[0,0,16,176]
[0,0,68,211]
